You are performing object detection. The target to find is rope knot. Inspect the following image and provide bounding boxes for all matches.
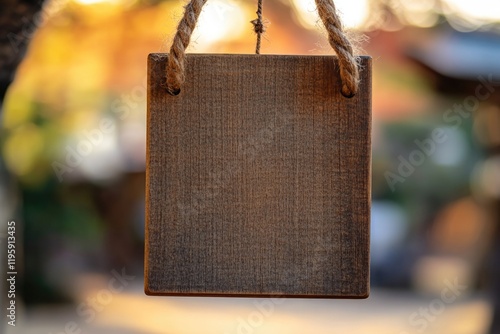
[250,18,265,34]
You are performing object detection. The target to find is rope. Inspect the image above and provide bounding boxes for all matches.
[166,0,207,95]
[250,0,265,54]
[315,0,359,97]
[166,0,359,97]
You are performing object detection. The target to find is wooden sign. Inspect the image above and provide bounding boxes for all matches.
[145,54,371,298]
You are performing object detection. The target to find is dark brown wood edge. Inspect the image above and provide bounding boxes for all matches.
[144,53,372,299]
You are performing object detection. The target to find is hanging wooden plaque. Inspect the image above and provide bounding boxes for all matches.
[145,54,371,298]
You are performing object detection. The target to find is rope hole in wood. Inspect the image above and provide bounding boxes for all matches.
[165,0,360,98]
[342,90,355,98]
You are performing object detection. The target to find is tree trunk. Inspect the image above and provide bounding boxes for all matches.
[1,1,44,332]
[0,0,43,102]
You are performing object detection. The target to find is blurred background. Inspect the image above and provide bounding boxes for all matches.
[1,0,500,333]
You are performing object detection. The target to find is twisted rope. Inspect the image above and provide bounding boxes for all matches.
[166,0,359,97]
[166,0,207,95]
[250,0,265,54]
[315,0,359,97]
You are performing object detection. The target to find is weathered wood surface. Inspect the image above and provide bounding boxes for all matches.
[145,54,371,298]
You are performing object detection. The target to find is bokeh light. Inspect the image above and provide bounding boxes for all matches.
[292,0,370,29]
[1,0,500,333]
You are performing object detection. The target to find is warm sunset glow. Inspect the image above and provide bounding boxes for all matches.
[292,0,369,29]
[291,0,499,31]
[72,0,118,4]
[190,0,247,47]
[443,0,500,23]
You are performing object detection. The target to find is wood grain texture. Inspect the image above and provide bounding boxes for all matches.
[145,54,371,298]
